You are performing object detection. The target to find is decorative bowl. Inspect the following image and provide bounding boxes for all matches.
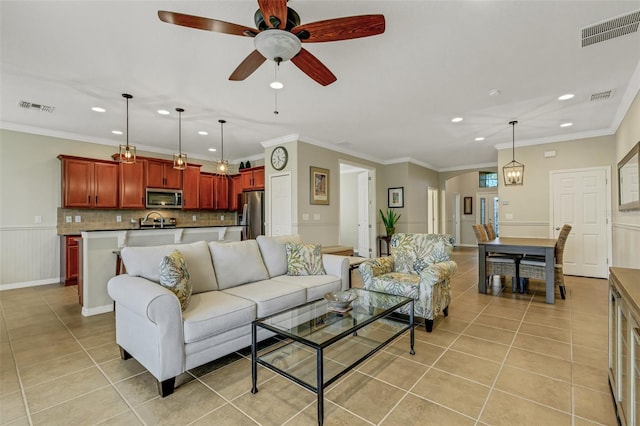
[324,291,358,309]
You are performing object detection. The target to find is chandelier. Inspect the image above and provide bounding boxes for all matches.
[503,120,524,186]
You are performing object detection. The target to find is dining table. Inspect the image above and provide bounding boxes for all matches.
[478,237,558,304]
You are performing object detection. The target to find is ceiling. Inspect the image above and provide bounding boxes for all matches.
[2,1,640,171]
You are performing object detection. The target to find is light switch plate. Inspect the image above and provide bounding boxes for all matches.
[505,213,513,220]
[74,216,81,223]
[116,215,122,223]
[302,214,309,221]
[313,214,320,221]
[66,216,72,223]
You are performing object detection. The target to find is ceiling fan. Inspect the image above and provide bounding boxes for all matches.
[158,0,385,86]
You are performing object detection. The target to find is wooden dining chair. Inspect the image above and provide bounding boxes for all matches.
[483,223,497,240]
[519,224,572,299]
[472,224,518,291]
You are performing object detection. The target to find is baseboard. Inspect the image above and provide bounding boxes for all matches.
[0,278,59,291]
[82,304,113,317]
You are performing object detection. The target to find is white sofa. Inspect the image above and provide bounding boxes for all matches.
[107,235,349,397]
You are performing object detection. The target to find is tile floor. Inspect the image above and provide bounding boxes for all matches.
[0,247,618,425]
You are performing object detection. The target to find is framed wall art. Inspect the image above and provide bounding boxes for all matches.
[388,187,404,208]
[310,166,330,205]
[464,196,473,215]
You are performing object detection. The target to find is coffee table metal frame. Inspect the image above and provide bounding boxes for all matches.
[251,288,415,426]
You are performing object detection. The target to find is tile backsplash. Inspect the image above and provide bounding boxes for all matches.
[57,208,237,235]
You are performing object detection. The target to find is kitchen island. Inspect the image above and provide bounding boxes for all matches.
[79,226,243,316]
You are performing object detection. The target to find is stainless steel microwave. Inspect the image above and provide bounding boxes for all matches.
[146,188,183,209]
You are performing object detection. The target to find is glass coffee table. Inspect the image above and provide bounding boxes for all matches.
[251,288,415,426]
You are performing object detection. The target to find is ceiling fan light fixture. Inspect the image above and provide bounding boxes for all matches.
[254,29,301,61]
[270,81,284,90]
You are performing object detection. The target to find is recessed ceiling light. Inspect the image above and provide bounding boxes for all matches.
[112,130,123,135]
[475,137,485,141]
[208,148,217,152]
[488,89,501,96]
[91,107,106,113]
[198,131,208,136]
[157,109,170,115]
[451,117,463,123]
[558,94,574,101]
[560,122,573,127]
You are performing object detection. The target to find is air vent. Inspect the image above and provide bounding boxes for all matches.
[581,9,640,47]
[590,90,613,101]
[17,100,55,113]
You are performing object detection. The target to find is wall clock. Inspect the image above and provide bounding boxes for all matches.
[271,146,288,171]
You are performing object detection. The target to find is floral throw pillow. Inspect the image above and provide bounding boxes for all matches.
[286,243,326,276]
[159,250,192,311]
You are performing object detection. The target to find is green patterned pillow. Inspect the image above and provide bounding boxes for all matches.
[159,250,192,311]
[285,243,326,276]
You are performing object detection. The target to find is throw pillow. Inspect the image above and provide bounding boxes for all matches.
[286,243,326,276]
[159,250,192,311]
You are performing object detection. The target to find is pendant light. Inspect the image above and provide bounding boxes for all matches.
[215,119,229,176]
[270,58,283,115]
[118,93,136,164]
[173,107,187,170]
[503,120,524,186]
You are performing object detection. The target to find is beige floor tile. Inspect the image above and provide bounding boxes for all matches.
[463,323,516,345]
[573,386,618,425]
[135,380,225,426]
[474,313,521,331]
[18,351,93,388]
[199,358,274,401]
[573,345,608,369]
[482,305,527,321]
[518,321,571,343]
[76,329,116,349]
[287,400,371,426]
[433,350,501,386]
[572,329,608,352]
[99,356,147,383]
[450,334,510,362]
[30,386,129,426]
[0,361,21,397]
[0,391,27,424]
[382,394,475,425]
[414,328,459,348]
[233,376,316,426]
[504,347,572,382]
[524,311,571,329]
[480,389,571,425]
[113,372,160,407]
[573,363,610,393]
[5,320,67,341]
[527,304,570,318]
[87,342,121,364]
[11,338,83,368]
[411,368,490,418]
[385,336,446,366]
[98,409,144,425]
[358,351,428,390]
[512,333,572,360]
[495,365,572,412]
[24,366,109,413]
[437,317,471,333]
[191,403,260,425]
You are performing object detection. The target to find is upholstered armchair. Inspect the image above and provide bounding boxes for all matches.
[359,233,457,332]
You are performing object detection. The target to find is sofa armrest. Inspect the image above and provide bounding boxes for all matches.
[359,257,395,288]
[108,274,182,324]
[322,254,350,291]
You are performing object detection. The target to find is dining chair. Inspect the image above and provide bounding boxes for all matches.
[483,223,497,240]
[518,224,572,299]
[472,224,519,292]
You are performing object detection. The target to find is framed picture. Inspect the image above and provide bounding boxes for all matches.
[310,166,330,205]
[464,196,473,215]
[388,187,404,208]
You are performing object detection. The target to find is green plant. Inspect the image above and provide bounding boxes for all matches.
[379,209,401,229]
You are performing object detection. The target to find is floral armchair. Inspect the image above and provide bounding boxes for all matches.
[359,233,457,332]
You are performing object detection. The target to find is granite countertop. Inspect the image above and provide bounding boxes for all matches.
[59,225,238,235]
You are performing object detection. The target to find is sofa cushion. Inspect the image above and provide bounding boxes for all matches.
[209,240,269,290]
[286,243,326,276]
[270,274,341,302]
[222,279,306,318]
[182,291,256,344]
[121,241,218,294]
[159,250,192,311]
[256,234,303,277]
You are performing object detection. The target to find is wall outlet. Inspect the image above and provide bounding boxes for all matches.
[220,215,224,221]
[35,215,42,224]
[66,216,72,223]
[74,215,81,223]
[313,214,320,221]
[302,213,309,221]
[192,215,197,222]
[502,200,509,205]
[505,213,513,220]
[116,215,122,223]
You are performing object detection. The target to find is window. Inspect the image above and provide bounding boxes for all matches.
[479,171,498,188]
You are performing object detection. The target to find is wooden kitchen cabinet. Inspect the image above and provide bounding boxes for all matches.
[61,235,80,286]
[229,174,242,211]
[199,174,214,209]
[119,161,145,208]
[182,165,201,209]
[240,166,264,190]
[59,156,118,208]
[146,160,182,189]
[213,176,229,210]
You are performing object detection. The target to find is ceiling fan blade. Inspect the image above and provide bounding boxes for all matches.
[229,50,267,81]
[257,0,288,29]
[158,10,257,37]
[291,48,337,86]
[292,15,385,42]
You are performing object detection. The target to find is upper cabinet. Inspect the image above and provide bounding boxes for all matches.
[213,175,229,210]
[240,166,264,190]
[147,160,182,189]
[119,161,145,209]
[229,174,243,211]
[199,174,214,210]
[59,156,118,208]
[182,165,201,210]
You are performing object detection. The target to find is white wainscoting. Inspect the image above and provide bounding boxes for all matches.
[0,226,60,289]
[612,222,640,269]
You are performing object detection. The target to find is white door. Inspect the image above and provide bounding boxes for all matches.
[427,187,438,234]
[453,194,460,245]
[551,167,609,278]
[476,192,498,230]
[270,174,292,236]
[357,171,370,257]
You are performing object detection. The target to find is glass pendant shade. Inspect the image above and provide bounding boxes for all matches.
[119,93,136,164]
[173,108,187,170]
[502,120,524,186]
[215,119,229,176]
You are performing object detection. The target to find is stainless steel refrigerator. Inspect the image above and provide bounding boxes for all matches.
[238,190,264,240]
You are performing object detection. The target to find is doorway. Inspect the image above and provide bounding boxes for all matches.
[269,173,292,236]
[427,187,439,234]
[476,192,499,236]
[339,162,375,257]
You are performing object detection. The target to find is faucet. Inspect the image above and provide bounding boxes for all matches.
[143,211,164,228]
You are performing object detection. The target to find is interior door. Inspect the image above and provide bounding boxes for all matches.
[357,171,370,257]
[270,174,292,236]
[551,167,609,278]
[427,187,438,234]
[476,192,498,232]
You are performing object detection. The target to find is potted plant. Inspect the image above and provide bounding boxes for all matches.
[379,209,401,236]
